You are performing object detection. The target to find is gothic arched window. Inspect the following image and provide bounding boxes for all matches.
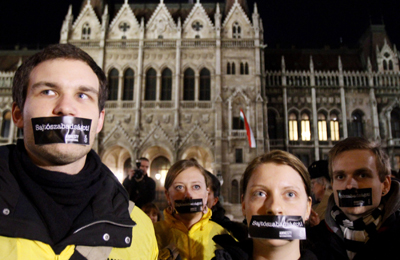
[227,63,231,75]
[301,113,311,141]
[161,68,172,101]
[199,68,211,101]
[318,113,327,141]
[82,23,91,40]
[108,68,119,100]
[330,113,340,141]
[268,110,277,140]
[232,22,241,39]
[391,108,400,139]
[123,68,134,100]
[183,68,195,101]
[351,110,364,137]
[289,113,298,141]
[145,68,157,100]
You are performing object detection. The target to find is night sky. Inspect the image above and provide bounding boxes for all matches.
[0,0,399,50]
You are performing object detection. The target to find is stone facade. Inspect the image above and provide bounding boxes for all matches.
[1,0,400,219]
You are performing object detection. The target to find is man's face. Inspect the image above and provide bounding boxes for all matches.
[140,160,149,174]
[12,58,105,173]
[332,149,391,221]
[207,189,219,209]
[311,177,326,202]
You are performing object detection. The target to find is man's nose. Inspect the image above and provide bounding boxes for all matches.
[345,177,358,189]
[53,94,77,116]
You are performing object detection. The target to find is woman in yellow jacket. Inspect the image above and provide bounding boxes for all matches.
[154,159,229,260]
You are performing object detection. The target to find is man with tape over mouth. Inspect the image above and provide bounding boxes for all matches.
[308,137,400,260]
[0,44,158,259]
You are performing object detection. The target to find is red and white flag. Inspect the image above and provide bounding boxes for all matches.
[240,109,256,148]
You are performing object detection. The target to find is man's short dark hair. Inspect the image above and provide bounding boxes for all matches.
[139,157,149,162]
[328,137,391,182]
[12,43,108,112]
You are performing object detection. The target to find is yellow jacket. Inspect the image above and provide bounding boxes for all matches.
[154,208,228,260]
[0,206,158,260]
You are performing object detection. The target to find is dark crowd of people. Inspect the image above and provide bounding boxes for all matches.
[1,43,400,260]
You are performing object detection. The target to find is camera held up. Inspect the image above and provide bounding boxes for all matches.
[133,159,145,180]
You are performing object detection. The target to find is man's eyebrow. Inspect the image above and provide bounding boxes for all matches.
[78,85,99,95]
[30,81,57,90]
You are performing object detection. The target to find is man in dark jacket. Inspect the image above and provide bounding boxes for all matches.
[308,137,400,260]
[123,157,156,208]
[0,44,157,259]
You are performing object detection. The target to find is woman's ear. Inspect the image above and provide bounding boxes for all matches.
[241,194,246,217]
[164,189,170,205]
[305,196,312,221]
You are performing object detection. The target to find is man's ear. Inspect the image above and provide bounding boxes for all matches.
[12,102,24,128]
[96,109,105,134]
[382,175,392,196]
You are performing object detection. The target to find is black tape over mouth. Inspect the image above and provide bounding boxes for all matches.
[337,188,373,207]
[32,116,92,145]
[248,215,306,240]
[174,198,203,214]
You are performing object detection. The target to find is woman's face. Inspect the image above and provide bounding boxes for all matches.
[242,163,311,246]
[166,167,209,213]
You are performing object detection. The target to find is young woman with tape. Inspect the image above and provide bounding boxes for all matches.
[213,150,317,260]
[154,159,230,260]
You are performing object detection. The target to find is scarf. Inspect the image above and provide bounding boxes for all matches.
[331,205,383,260]
[10,140,107,249]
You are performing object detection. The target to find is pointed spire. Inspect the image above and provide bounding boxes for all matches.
[368,57,372,72]
[216,2,220,14]
[310,55,314,72]
[177,17,181,29]
[103,4,108,15]
[254,2,258,14]
[338,56,342,72]
[281,55,286,72]
[67,4,72,16]
[124,0,128,4]
[87,0,91,6]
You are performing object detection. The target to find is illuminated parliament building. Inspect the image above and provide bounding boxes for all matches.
[1,0,400,217]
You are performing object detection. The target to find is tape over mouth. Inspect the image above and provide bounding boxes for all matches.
[337,188,373,207]
[248,215,306,240]
[174,198,203,214]
[31,116,92,145]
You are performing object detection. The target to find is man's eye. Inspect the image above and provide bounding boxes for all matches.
[78,93,89,99]
[334,174,343,180]
[193,185,201,190]
[42,89,56,96]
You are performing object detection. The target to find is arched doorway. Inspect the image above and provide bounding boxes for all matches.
[181,146,213,172]
[150,156,171,210]
[102,145,131,183]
